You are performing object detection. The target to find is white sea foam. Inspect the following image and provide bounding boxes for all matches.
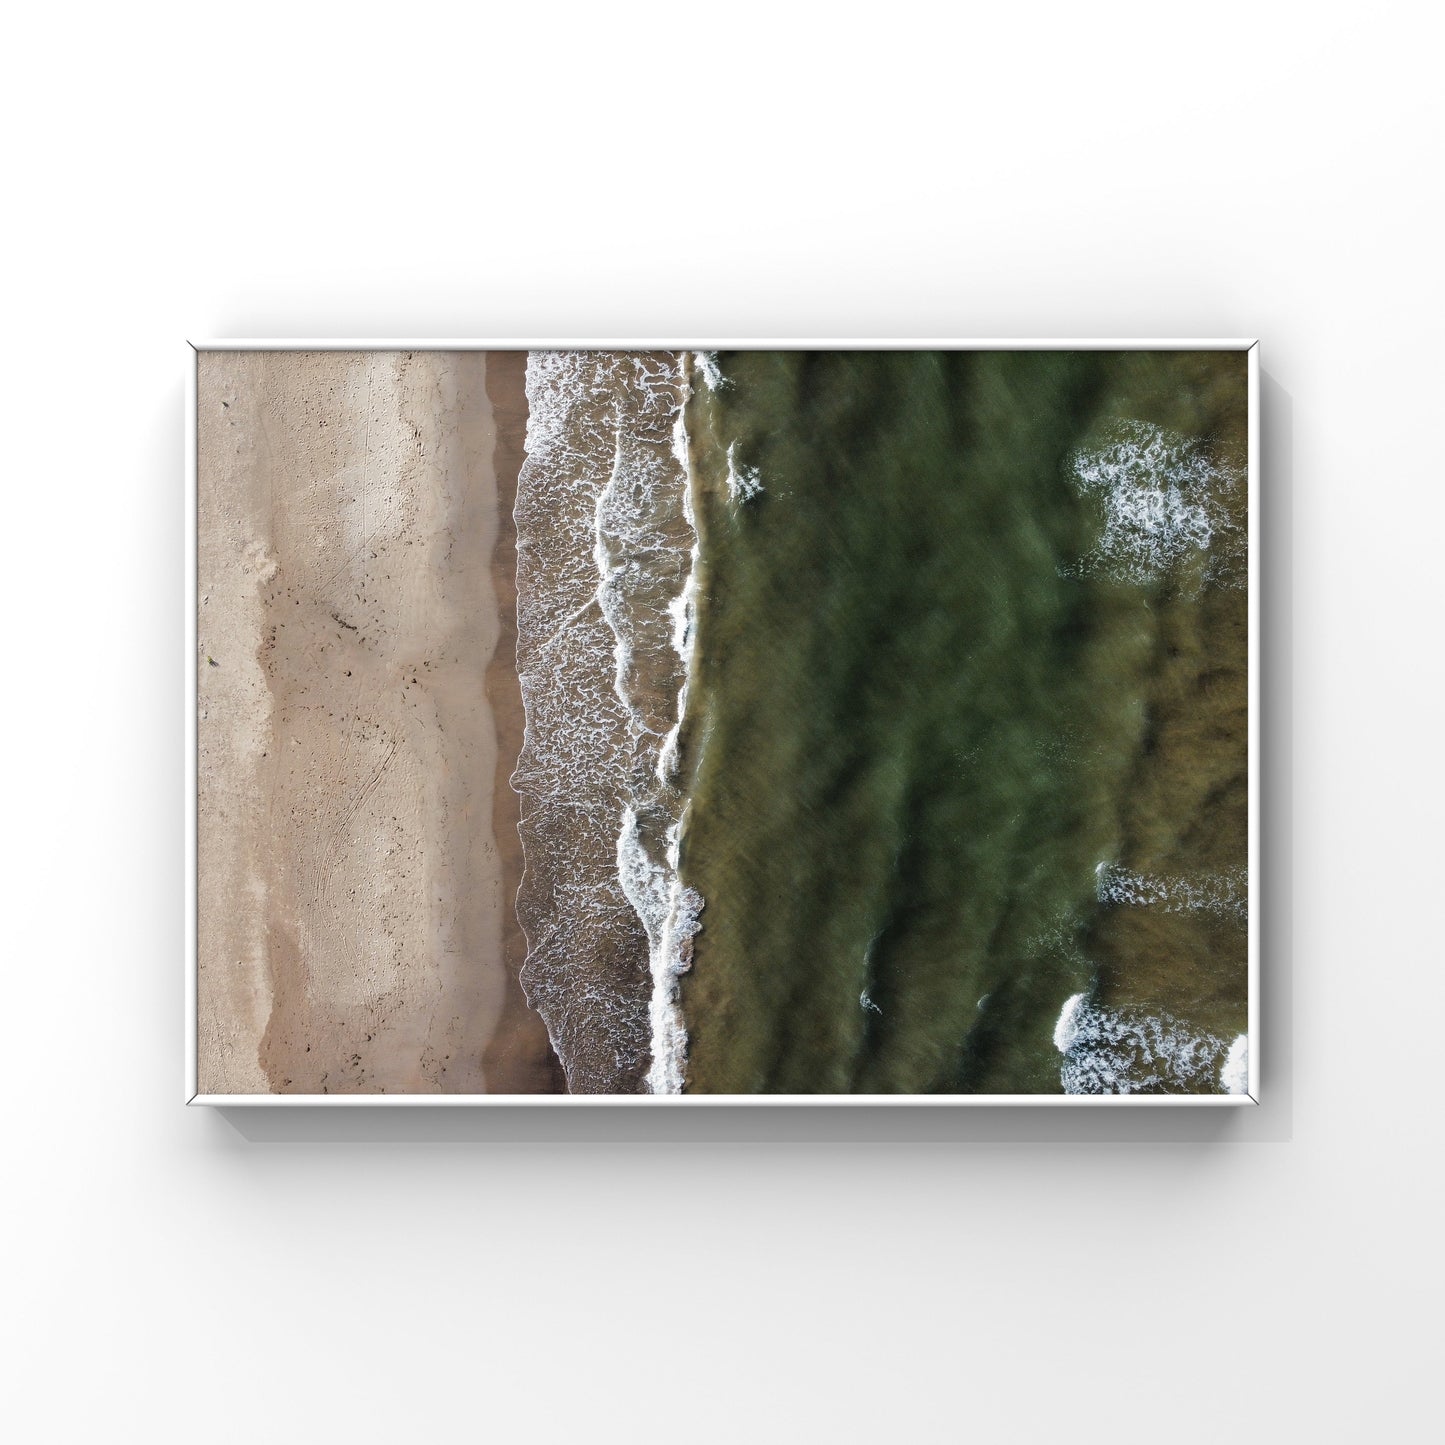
[1054,993,1238,1094]
[513,351,704,1093]
[618,805,705,1094]
[1052,992,1089,1052]
[670,404,690,473]
[660,396,702,782]
[1222,1034,1250,1095]
[724,441,764,504]
[696,351,726,391]
[1064,420,1245,589]
[1095,862,1248,924]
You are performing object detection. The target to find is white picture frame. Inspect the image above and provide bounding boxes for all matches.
[186,339,1259,1107]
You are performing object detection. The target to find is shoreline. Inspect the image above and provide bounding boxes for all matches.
[481,352,568,1092]
[509,351,694,1092]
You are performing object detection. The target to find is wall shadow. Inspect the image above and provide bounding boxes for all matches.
[216,1101,1252,1146]
[1256,368,1294,1138]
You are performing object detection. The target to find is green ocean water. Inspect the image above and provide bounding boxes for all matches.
[674,350,1249,1094]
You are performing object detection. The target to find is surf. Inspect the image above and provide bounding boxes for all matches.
[512,350,704,1093]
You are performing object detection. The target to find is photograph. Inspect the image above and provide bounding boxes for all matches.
[194,346,1254,1099]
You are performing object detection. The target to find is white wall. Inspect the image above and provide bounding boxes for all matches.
[5,3,1438,1440]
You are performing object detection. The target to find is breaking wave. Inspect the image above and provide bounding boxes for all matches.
[1095,863,1248,924]
[1064,419,1245,588]
[1221,1034,1250,1095]
[1054,992,1241,1095]
[695,351,727,392]
[724,442,764,504]
[513,351,703,1093]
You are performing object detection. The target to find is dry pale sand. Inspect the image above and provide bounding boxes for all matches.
[196,349,560,1093]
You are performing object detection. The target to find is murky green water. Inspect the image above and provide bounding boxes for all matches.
[674,350,1249,1093]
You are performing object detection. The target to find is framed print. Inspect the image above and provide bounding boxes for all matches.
[188,342,1258,1104]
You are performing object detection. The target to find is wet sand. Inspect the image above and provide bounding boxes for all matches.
[481,352,568,1092]
[196,349,560,1093]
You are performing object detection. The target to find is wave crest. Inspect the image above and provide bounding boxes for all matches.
[1054,993,1240,1094]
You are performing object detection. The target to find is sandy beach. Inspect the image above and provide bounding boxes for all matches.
[197,349,559,1093]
